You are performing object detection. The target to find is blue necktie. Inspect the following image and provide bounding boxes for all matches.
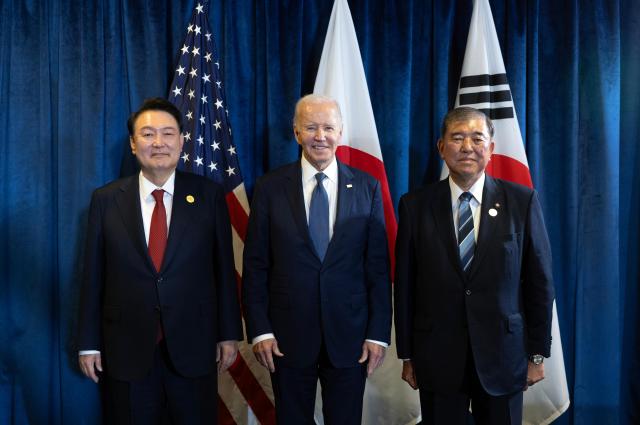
[458,192,475,271]
[309,173,329,261]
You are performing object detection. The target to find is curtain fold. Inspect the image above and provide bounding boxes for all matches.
[0,1,636,423]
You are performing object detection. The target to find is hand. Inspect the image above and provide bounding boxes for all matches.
[525,361,545,390]
[78,353,102,383]
[358,341,386,377]
[217,340,239,374]
[401,360,418,389]
[252,338,284,373]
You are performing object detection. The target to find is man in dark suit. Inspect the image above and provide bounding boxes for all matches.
[77,98,242,424]
[242,94,392,425]
[394,107,555,425]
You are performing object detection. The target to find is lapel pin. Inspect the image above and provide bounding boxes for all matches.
[488,208,498,217]
[495,203,501,208]
[346,184,353,188]
[186,195,195,203]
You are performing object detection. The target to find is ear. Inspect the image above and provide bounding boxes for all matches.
[437,139,445,158]
[293,126,302,145]
[129,136,136,154]
[488,140,495,156]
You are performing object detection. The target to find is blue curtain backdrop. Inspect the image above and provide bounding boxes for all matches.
[0,0,636,424]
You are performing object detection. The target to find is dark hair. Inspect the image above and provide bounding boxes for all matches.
[127,98,183,136]
[440,107,494,139]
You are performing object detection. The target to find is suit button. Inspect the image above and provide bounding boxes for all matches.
[157,277,164,284]
[465,289,472,295]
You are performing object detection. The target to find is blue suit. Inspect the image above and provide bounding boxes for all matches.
[242,159,391,423]
[395,176,554,400]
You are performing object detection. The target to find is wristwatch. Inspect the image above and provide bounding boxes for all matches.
[529,354,544,365]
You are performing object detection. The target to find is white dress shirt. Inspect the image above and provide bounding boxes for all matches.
[79,171,176,356]
[301,155,338,238]
[253,157,387,348]
[449,173,485,243]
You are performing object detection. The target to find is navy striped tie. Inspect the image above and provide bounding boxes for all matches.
[458,192,475,271]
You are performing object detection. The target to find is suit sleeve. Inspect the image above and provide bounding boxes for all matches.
[394,194,416,359]
[241,178,273,341]
[522,190,555,357]
[363,180,392,344]
[77,190,105,351]
[212,184,243,342]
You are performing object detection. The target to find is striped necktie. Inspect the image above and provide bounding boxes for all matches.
[458,192,475,271]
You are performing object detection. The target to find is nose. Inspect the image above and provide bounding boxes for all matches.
[313,128,326,140]
[151,134,164,146]
[460,137,474,151]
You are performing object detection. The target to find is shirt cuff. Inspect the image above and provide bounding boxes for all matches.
[252,333,275,345]
[365,339,388,348]
[79,350,100,355]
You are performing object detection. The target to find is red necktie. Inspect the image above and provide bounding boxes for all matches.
[148,189,167,272]
[149,189,167,343]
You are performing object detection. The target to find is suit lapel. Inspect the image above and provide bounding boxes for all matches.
[325,161,354,260]
[115,175,155,272]
[284,163,317,258]
[432,179,466,282]
[467,175,501,280]
[161,171,194,272]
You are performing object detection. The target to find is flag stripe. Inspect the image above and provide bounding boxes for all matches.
[218,395,238,425]
[226,192,249,240]
[459,90,511,104]
[227,355,277,425]
[475,107,514,120]
[336,146,397,273]
[460,73,508,87]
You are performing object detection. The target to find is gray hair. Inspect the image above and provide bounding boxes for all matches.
[293,94,343,128]
[440,107,494,139]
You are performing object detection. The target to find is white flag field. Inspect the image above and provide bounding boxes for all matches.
[312,0,420,424]
[446,0,571,424]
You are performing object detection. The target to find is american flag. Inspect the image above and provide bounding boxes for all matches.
[167,2,275,424]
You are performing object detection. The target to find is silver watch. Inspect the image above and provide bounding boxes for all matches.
[529,354,544,365]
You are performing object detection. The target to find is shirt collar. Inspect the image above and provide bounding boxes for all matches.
[301,155,338,184]
[449,172,485,206]
[139,171,176,199]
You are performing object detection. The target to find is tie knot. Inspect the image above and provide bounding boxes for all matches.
[152,189,164,203]
[315,173,327,184]
[460,192,473,203]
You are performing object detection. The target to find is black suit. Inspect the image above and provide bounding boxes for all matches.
[78,170,242,421]
[394,175,554,423]
[242,160,392,423]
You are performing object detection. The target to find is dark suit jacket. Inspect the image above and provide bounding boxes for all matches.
[77,170,242,381]
[394,175,554,396]
[242,160,392,369]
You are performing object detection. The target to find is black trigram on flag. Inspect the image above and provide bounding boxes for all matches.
[458,73,514,120]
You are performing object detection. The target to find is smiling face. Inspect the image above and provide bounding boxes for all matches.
[438,117,494,190]
[129,110,184,185]
[293,98,342,171]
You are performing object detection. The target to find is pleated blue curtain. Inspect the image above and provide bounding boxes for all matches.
[0,1,637,424]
